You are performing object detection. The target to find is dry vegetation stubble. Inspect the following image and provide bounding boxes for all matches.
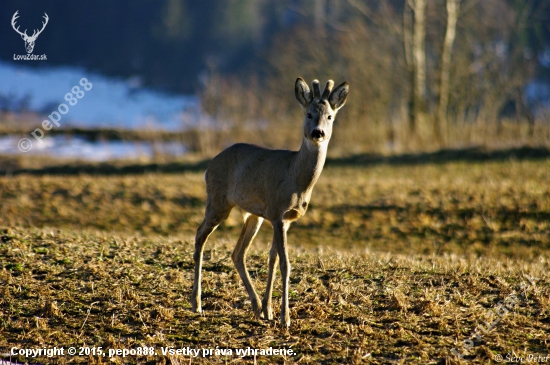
[0,159,549,364]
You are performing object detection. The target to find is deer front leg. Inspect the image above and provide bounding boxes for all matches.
[262,241,279,320]
[273,220,291,327]
[191,220,218,313]
[232,214,264,318]
[191,202,231,313]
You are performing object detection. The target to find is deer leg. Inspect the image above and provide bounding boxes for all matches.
[232,213,264,318]
[262,240,279,320]
[273,220,291,327]
[191,202,231,313]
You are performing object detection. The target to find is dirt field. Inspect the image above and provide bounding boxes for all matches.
[0,156,549,364]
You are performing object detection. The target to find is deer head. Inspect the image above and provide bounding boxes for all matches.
[12,11,49,54]
[295,78,349,145]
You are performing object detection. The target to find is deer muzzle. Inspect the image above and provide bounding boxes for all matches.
[310,129,325,141]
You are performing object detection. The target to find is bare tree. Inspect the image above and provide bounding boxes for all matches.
[404,0,427,143]
[403,1,414,138]
[435,0,460,145]
[412,0,427,116]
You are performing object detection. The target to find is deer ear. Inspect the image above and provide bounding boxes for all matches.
[328,82,349,111]
[295,78,312,107]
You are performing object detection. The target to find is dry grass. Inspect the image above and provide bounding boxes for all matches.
[0,159,549,364]
[198,77,550,155]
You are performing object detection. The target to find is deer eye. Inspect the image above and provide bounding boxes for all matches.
[307,113,312,119]
[328,115,332,120]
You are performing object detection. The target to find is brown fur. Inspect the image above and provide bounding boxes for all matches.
[191,78,349,327]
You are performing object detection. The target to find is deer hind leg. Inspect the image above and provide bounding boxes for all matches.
[262,240,279,320]
[231,213,264,318]
[191,200,232,313]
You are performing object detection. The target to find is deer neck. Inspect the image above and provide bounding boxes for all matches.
[292,138,328,193]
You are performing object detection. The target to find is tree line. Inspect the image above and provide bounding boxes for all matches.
[199,0,550,153]
[2,0,549,153]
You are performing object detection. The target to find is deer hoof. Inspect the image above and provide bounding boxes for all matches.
[191,300,202,313]
[262,304,273,320]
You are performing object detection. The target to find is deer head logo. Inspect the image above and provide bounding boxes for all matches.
[11,11,49,54]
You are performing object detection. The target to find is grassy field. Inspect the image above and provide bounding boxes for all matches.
[0,157,549,364]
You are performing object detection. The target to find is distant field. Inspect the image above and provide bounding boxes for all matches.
[0,159,549,364]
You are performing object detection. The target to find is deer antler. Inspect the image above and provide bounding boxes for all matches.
[11,11,28,38]
[311,80,321,99]
[29,13,49,40]
[321,80,334,100]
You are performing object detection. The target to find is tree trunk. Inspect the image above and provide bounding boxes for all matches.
[514,87,535,138]
[403,1,415,137]
[436,0,460,146]
[412,0,427,115]
[406,0,428,147]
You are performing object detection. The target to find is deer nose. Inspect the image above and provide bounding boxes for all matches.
[311,129,325,140]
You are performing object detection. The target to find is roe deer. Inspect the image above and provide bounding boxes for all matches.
[191,78,349,327]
